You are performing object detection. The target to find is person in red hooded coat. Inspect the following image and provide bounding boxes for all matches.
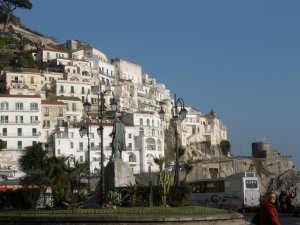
[252,191,281,225]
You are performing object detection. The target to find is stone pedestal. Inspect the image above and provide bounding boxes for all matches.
[104,159,135,189]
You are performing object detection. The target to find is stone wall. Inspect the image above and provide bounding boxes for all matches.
[186,156,295,194]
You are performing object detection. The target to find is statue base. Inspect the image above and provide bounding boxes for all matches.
[104,159,135,189]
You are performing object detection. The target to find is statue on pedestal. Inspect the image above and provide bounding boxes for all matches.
[105,116,135,188]
[110,116,126,160]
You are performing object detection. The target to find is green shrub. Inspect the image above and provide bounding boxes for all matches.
[167,184,192,207]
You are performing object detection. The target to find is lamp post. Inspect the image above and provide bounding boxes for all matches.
[95,87,118,207]
[79,99,92,192]
[159,94,187,185]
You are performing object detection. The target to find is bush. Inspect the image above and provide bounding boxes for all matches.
[167,184,192,207]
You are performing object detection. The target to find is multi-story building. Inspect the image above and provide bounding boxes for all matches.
[0,40,228,178]
[41,99,67,155]
[123,112,165,173]
[0,94,42,177]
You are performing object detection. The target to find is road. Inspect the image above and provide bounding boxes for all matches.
[243,212,300,225]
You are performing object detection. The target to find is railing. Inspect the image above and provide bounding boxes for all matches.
[0,121,40,125]
[0,132,41,138]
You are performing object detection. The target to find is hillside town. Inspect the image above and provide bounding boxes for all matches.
[0,23,297,195]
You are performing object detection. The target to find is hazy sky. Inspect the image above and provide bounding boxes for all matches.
[15,1,300,167]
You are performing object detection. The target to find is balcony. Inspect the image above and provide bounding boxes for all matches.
[0,132,41,138]
[0,121,40,125]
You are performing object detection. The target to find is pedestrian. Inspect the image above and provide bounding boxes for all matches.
[279,190,286,213]
[285,189,292,213]
[251,191,281,225]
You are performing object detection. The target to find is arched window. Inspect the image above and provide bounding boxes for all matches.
[146,138,156,150]
[147,119,150,126]
[129,153,137,162]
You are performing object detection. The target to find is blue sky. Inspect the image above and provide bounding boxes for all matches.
[16,1,300,167]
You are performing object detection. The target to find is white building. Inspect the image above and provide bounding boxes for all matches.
[0,94,42,177]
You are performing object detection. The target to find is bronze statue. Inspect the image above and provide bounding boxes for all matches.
[110,116,126,160]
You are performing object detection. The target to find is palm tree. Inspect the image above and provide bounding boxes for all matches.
[182,163,194,183]
[154,156,165,171]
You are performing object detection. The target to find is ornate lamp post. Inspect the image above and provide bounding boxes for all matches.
[95,87,118,207]
[79,99,92,192]
[159,94,187,185]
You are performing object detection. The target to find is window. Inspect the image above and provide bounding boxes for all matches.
[16,115,23,123]
[139,118,143,126]
[72,103,76,111]
[79,142,83,150]
[129,153,136,162]
[70,142,74,149]
[81,87,85,94]
[30,102,39,111]
[18,128,22,136]
[16,102,23,110]
[59,86,64,93]
[245,180,258,189]
[32,128,37,136]
[91,142,95,150]
[128,133,132,139]
[2,128,7,136]
[0,115,8,123]
[0,102,8,110]
[46,52,50,59]
[128,143,132,150]
[32,141,37,146]
[147,119,150,126]
[70,132,74,138]
[44,107,49,116]
[80,156,83,162]
[70,86,75,94]
[58,108,63,116]
[30,116,38,123]
[43,120,50,128]
[18,141,22,149]
[30,76,34,84]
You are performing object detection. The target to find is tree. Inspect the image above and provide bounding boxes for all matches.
[19,143,88,208]
[0,0,32,31]
[153,156,165,172]
[0,139,6,151]
[19,142,47,172]
[182,163,194,183]
[220,140,231,156]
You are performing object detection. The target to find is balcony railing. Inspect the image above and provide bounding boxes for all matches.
[0,132,41,138]
[0,121,40,125]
